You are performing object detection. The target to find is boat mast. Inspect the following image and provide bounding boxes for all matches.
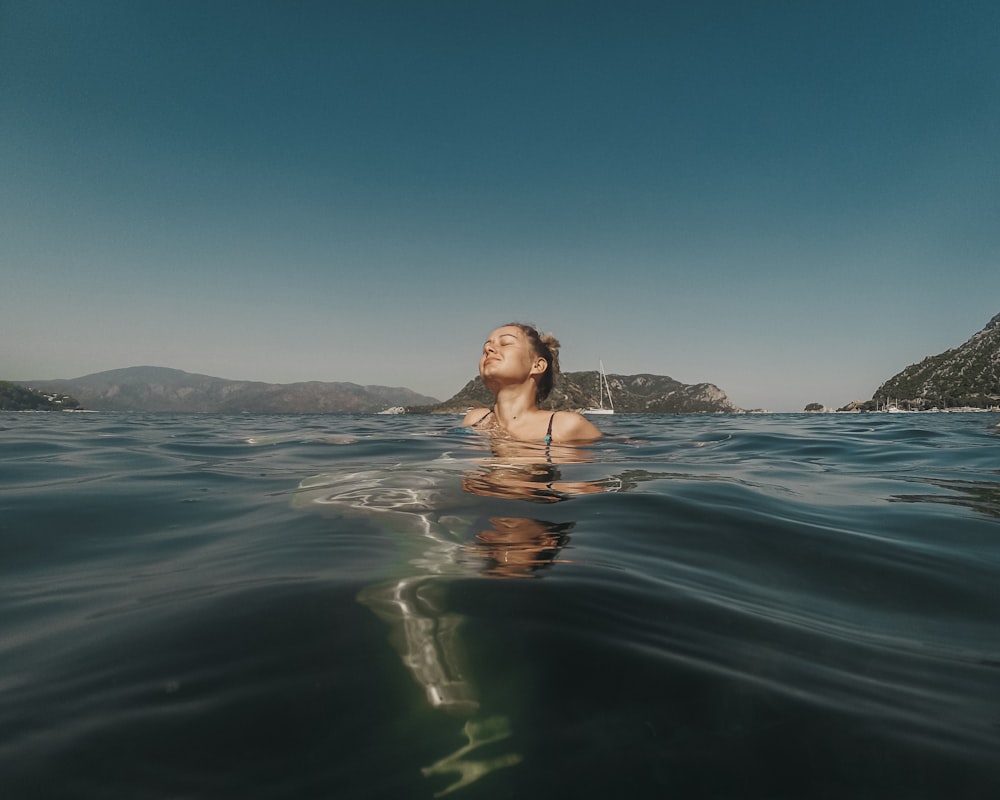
[600,360,614,412]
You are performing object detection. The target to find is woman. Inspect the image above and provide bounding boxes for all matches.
[461,323,603,442]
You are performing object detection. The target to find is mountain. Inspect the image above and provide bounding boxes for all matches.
[870,312,1000,409]
[24,367,439,413]
[417,371,741,414]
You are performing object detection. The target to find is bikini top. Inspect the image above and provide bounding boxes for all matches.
[474,408,556,443]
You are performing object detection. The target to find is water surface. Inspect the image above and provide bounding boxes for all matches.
[2,412,998,798]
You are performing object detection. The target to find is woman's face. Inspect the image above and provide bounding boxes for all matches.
[479,326,538,384]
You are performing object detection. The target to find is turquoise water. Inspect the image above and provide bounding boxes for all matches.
[2,412,998,798]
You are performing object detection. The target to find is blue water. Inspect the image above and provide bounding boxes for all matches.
[2,412,998,798]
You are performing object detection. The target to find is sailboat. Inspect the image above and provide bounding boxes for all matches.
[584,361,615,415]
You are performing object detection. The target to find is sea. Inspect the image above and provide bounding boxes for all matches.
[2,411,998,799]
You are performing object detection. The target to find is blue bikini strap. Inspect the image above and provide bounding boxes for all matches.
[544,412,555,443]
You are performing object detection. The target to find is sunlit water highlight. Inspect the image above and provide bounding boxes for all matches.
[2,412,998,798]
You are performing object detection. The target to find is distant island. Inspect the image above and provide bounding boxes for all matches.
[414,371,741,414]
[0,381,81,411]
[834,312,1000,412]
[19,367,439,414]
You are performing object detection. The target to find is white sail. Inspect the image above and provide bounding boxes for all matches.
[584,360,615,415]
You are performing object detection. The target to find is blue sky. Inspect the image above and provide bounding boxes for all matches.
[2,0,998,411]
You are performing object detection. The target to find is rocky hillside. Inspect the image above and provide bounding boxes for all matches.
[26,367,439,413]
[872,312,1000,409]
[0,381,81,411]
[417,371,741,414]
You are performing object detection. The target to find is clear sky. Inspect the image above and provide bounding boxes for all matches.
[2,1,998,411]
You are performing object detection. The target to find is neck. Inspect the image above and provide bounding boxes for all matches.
[491,383,539,426]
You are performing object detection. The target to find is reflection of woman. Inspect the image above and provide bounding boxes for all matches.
[462,458,605,503]
[462,323,602,443]
[460,459,597,579]
[470,517,575,578]
[459,424,603,581]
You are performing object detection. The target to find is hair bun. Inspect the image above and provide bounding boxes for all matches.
[539,332,561,373]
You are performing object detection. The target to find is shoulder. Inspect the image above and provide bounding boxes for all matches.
[461,407,492,427]
[551,410,603,442]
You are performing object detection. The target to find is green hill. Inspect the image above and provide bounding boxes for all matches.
[872,313,1000,409]
[0,381,81,411]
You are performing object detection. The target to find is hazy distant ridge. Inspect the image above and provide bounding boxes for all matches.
[26,366,439,413]
[421,371,741,414]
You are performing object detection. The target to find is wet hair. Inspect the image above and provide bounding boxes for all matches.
[504,322,560,402]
